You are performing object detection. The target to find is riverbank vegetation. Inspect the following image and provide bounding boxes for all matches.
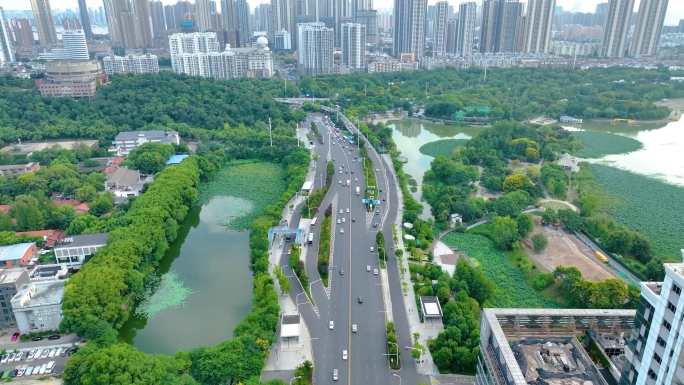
[52,73,310,385]
[571,131,642,158]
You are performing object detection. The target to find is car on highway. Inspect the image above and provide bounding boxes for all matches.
[366,265,371,272]
[352,218,356,222]
[370,246,374,252]
[329,321,334,330]
[357,296,363,304]
[346,208,350,213]
[373,223,378,228]
[339,269,344,275]
[339,209,343,214]
[342,350,348,360]
[352,324,358,333]
[337,218,341,224]
[332,368,339,381]
[373,268,379,276]
[375,209,380,215]
[340,228,344,234]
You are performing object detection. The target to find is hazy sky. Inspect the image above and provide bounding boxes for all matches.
[1,0,682,25]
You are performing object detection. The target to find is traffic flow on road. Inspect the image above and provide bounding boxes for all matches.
[278,110,426,385]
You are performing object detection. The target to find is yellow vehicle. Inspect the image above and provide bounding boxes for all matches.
[595,250,609,263]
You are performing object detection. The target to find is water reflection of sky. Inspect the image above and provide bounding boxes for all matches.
[568,117,684,187]
[390,120,472,185]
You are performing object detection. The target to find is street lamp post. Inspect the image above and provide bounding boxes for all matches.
[387,341,399,367]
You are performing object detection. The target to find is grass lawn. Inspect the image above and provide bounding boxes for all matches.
[200,161,287,230]
[572,131,642,158]
[588,164,684,260]
[442,232,558,308]
[418,139,469,157]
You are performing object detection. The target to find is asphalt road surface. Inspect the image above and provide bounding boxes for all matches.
[279,111,426,385]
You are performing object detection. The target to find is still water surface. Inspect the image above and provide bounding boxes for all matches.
[120,195,254,354]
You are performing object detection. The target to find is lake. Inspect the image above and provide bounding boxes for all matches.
[388,119,480,219]
[120,195,254,354]
[567,113,684,187]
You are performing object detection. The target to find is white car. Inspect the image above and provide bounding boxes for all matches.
[46,361,55,374]
[329,321,334,330]
[332,369,339,381]
[24,367,32,376]
[352,324,358,333]
[346,208,350,213]
[342,350,348,360]
[370,246,375,252]
[340,228,344,234]
[41,349,50,359]
[342,217,345,223]
[48,349,57,358]
[14,352,23,361]
[366,265,371,272]
[337,218,341,224]
[27,350,36,360]
[1,355,8,364]
[339,209,343,214]
[373,268,379,276]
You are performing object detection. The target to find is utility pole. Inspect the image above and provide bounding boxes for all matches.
[268,117,273,147]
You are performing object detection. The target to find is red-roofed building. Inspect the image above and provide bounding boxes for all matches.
[15,230,65,248]
[103,156,125,174]
[0,205,10,215]
[52,199,90,214]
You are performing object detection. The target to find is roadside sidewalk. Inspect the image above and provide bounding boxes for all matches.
[386,154,440,376]
[265,150,316,372]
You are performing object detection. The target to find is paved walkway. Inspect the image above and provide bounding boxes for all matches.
[385,155,440,376]
[264,153,316,372]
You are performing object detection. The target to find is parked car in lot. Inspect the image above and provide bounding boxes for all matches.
[11,333,19,342]
[46,361,55,374]
[31,336,42,342]
[48,334,61,340]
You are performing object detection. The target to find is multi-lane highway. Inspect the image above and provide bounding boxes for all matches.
[278,110,426,385]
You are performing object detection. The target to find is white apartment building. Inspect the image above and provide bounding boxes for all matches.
[11,280,65,334]
[341,23,366,70]
[170,33,273,79]
[103,54,160,75]
[622,262,684,385]
[297,22,334,75]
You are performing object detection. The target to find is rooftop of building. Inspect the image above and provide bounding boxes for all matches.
[482,308,636,385]
[11,280,65,309]
[512,337,606,385]
[166,154,189,165]
[0,243,35,262]
[0,268,27,285]
[106,167,141,187]
[114,130,178,141]
[54,233,108,249]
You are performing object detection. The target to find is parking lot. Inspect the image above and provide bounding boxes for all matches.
[0,341,79,379]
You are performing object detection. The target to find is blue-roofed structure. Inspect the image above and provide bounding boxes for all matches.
[0,243,36,267]
[166,154,189,165]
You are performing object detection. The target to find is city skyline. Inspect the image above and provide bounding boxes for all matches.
[0,0,682,25]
